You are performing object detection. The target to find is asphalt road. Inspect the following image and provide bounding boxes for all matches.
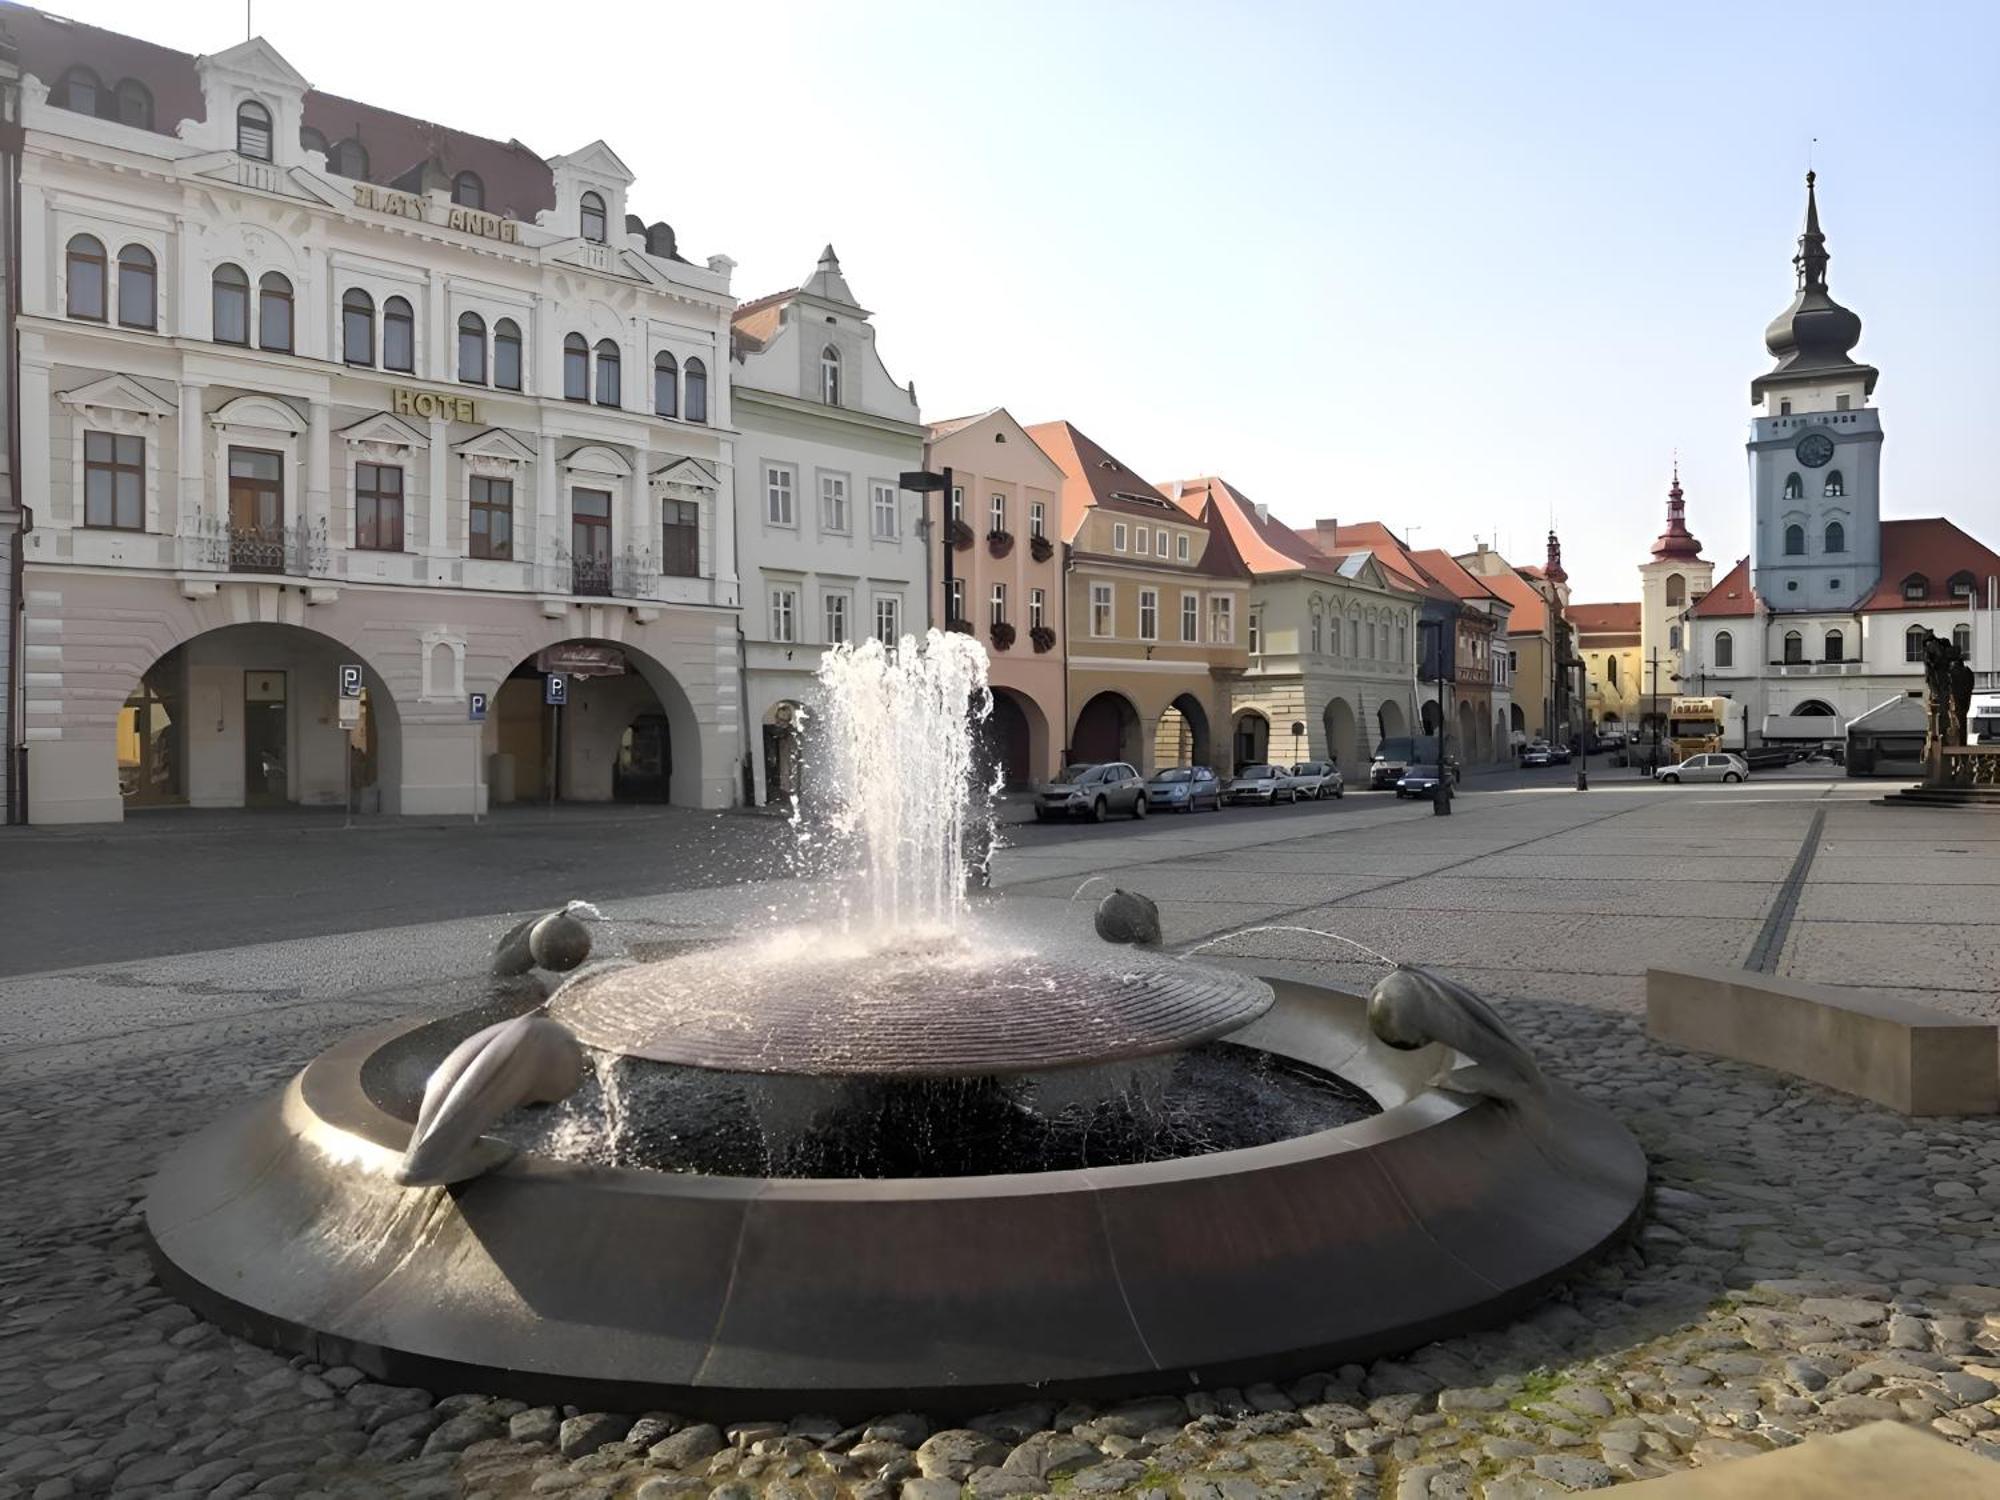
[0,759,1678,977]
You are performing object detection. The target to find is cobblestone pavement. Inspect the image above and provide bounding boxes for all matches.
[3,782,1998,1498]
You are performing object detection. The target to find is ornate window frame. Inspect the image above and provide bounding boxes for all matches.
[338,411,428,551]
[58,374,175,532]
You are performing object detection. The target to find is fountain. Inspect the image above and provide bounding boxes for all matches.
[144,631,1645,1417]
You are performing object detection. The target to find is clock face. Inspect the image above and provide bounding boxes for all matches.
[1795,432,1835,468]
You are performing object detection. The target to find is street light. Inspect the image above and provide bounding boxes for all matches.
[1572,659,1589,791]
[900,466,956,632]
[1420,619,1451,817]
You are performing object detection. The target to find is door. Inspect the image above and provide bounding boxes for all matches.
[228,448,285,572]
[616,714,672,802]
[243,670,288,807]
[572,488,613,595]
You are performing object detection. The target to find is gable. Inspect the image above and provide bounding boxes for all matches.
[652,456,718,491]
[454,427,537,464]
[548,139,633,184]
[57,373,175,418]
[338,411,428,448]
[200,36,310,91]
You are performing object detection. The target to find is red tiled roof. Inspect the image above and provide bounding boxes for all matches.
[4,3,555,219]
[728,289,794,357]
[1567,602,1642,635]
[1859,518,2000,612]
[1025,423,1244,579]
[1168,476,1332,575]
[926,411,995,441]
[1298,521,1437,596]
[1690,558,1755,618]
[1464,563,1549,635]
[1409,548,1502,605]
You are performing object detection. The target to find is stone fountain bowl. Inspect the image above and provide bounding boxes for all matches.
[142,976,1645,1419]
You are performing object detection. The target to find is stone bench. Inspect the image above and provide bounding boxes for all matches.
[1645,964,1999,1116]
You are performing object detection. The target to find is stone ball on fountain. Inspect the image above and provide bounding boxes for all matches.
[1095,889,1163,947]
[529,910,593,972]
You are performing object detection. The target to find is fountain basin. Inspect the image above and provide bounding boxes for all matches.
[144,976,1645,1418]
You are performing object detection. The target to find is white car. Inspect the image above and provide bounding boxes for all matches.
[1288,761,1345,800]
[1655,752,1749,784]
[1225,764,1298,805]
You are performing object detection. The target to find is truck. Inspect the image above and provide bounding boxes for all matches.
[1370,735,1460,789]
[1667,696,1741,761]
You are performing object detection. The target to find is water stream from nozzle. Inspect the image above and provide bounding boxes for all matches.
[1180,924,1398,969]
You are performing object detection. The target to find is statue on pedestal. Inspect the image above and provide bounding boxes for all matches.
[1920,631,1975,785]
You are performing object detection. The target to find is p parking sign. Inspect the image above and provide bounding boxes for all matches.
[467,692,488,722]
[544,674,567,707]
[338,663,363,699]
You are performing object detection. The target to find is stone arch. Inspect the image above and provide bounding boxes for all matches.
[1509,703,1525,735]
[1231,708,1270,770]
[1494,710,1508,761]
[1323,695,1359,770]
[1793,699,1838,717]
[1456,700,1476,755]
[982,686,1049,791]
[1421,698,1442,735]
[1156,692,1213,770]
[1072,690,1141,767]
[1377,698,1407,743]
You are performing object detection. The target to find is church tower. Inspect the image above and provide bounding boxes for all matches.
[1749,173,1882,612]
[1639,466,1712,690]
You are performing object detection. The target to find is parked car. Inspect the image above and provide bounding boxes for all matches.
[1395,763,1454,799]
[1288,761,1345,800]
[1225,764,1298,805]
[1371,737,1461,789]
[1035,762,1149,821]
[1655,752,1750,784]
[1145,765,1224,813]
[1548,741,1573,765]
[1521,741,1553,768]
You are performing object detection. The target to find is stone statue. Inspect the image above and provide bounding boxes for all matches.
[1921,632,1958,751]
[1367,964,1546,1107]
[492,903,595,978]
[398,1014,586,1186]
[1950,655,1975,747]
[1094,888,1163,947]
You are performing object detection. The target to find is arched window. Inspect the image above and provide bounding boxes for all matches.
[1783,630,1803,665]
[1905,626,1928,663]
[342,288,375,365]
[257,272,292,352]
[1669,625,1682,650]
[452,171,484,210]
[64,235,106,321]
[55,67,103,116]
[211,264,250,344]
[457,312,487,384]
[1824,630,1844,663]
[1902,573,1928,601]
[1782,472,1803,500]
[114,79,152,130]
[236,100,273,161]
[1783,523,1805,556]
[821,345,841,405]
[563,334,589,401]
[328,138,369,180]
[299,126,328,157]
[382,296,414,372]
[580,191,607,243]
[116,244,156,329]
[1665,572,1685,606]
[1715,631,1734,668]
[1824,520,1845,553]
[684,357,708,423]
[1605,655,1618,686]
[653,352,678,418]
[1956,624,1974,658]
[593,340,621,407]
[494,319,522,391]
[1823,470,1844,497]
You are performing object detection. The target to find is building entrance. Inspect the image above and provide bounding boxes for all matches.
[243,670,288,807]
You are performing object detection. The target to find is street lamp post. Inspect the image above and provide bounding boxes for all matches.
[1573,659,1589,791]
[899,465,956,632]
[1421,619,1451,817]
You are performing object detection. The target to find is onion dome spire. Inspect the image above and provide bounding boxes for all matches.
[1753,171,1876,402]
[1544,528,1567,584]
[1651,462,1704,561]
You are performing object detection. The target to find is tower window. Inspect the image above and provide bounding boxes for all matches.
[1783,473,1803,501]
[1714,631,1733,668]
[580,191,607,243]
[1783,631,1802,665]
[1822,470,1844,497]
[452,171,484,210]
[1824,521,1844,553]
[1824,630,1843,663]
[1836,394,1851,411]
[1664,572,1685,606]
[821,345,840,405]
[1783,523,1805,556]
[236,101,273,162]
[1669,625,1681,651]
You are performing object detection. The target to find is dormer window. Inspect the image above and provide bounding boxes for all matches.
[1903,574,1928,601]
[56,66,103,115]
[115,79,152,130]
[821,345,840,406]
[580,191,607,243]
[300,126,328,157]
[236,101,273,162]
[452,171,484,210]
[1950,572,1976,599]
[1782,472,1803,501]
[1822,470,1844,498]
[328,139,369,180]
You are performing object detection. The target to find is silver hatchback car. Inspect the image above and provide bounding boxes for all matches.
[1288,761,1345,800]
[1655,752,1749,784]
[1035,762,1150,821]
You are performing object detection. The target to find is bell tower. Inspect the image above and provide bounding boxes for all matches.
[1749,173,1882,613]
[1639,466,1712,688]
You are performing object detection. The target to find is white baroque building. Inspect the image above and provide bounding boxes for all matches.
[729,248,925,804]
[8,10,745,822]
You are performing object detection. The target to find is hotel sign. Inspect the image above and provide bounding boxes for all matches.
[352,183,523,244]
[392,388,480,423]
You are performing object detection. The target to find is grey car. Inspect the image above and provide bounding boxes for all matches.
[1225,763,1298,805]
[1288,760,1345,800]
[1035,762,1149,822]
[1655,752,1749,784]
[1146,765,1224,813]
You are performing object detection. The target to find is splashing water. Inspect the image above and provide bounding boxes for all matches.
[565,900,603,921]
[1070,875,1115,904]
[1181,924,1398,969]
[804,629,995,931]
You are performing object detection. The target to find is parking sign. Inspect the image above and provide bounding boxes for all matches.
[467,692,488,722]
[544,674,567,706]
[338,663,363,699]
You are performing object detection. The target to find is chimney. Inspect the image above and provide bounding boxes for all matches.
[1318,516,1338,533]
[1171,481,1183,500]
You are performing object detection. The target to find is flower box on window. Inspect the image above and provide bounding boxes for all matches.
[989,620,1017,651]
[986,529,1014,559]
[946,616,974,635]
[946,518,975,551]
[1030,624,1057,654]
[1029,534,1055,563]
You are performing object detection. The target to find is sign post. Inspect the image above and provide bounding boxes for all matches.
[339,665,363,830]
[544,675,567,813]
[467,692,488,824]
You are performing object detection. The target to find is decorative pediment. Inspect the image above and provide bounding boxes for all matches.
[339,412,428,449]
[562,443,631,478]
[651,456,717,494]
[454,427,537,465]
[548,139,634,184]
[210,394,306,435]
[201,37,312,91]
[58,373,175,419]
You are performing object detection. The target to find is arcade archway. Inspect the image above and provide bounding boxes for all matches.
[1155,693,1213,770]
[490,639,701,807]
[1232,709,1270,770]
[1377,699,1407,743]
[1072,691,1141,767]
[1323,696,1359,769]
[980,687,1047,790]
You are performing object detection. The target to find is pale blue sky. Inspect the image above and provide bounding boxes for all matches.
[53,0,2000,601]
